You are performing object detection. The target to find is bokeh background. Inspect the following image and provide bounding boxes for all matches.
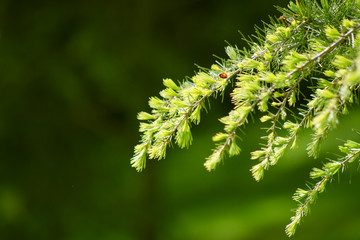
[0,0,360,239]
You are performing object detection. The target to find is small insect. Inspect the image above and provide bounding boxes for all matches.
[278,16,291,25]
[219,73,228,78]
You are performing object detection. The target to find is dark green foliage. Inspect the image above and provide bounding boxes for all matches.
[132,0,360,236]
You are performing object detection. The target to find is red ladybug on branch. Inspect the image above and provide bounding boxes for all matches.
[219,73,228,78]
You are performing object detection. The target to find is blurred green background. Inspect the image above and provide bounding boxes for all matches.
[0,0,360,239]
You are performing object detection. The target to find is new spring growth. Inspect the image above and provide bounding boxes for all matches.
[132,0,360,236]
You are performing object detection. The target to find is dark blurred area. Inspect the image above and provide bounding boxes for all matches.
[0,0,360,239]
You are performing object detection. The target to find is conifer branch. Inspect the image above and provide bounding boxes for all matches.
[132,0,360,236]
[251,22,360,180]
[286,140,360,236]
[207,19,313,172]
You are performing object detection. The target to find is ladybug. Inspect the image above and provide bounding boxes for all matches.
[219,73,228,78]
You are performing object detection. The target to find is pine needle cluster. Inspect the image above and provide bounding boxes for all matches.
[131,0,360,236]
